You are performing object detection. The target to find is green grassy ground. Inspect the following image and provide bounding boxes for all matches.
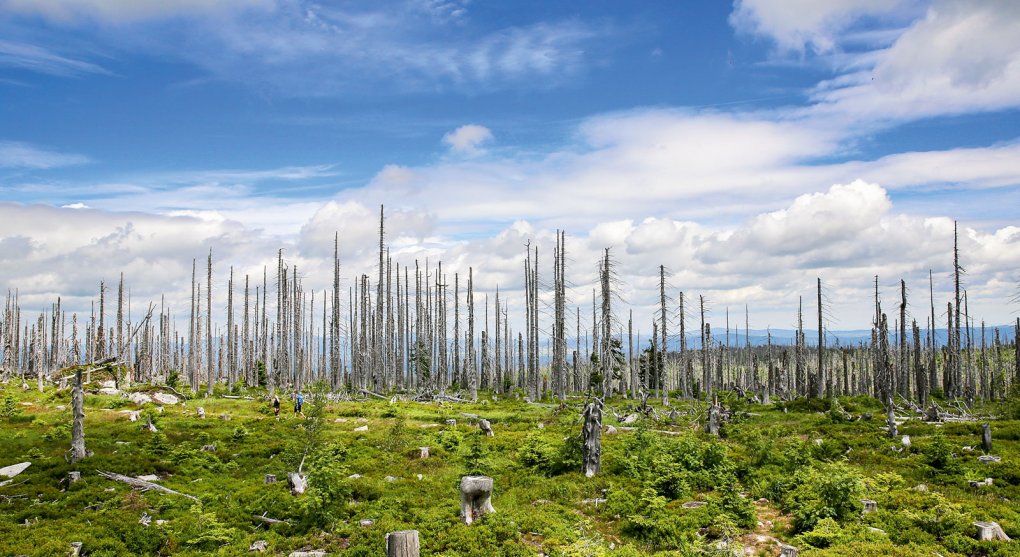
[1,383,1019,556]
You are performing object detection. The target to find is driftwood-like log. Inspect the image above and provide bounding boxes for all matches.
[386,530,421,557]
[97,470,199,502]
[460,475,496,524]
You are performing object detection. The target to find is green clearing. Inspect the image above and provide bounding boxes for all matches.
[1,384,1019,556]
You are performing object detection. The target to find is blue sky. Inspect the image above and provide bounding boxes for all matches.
[1,0,1019,333]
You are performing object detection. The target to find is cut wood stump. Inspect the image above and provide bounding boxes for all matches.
[386,530,420,557]
[419,447,430,459]
[974,521,1010,541]
[287,472,307,496]
[460,475,496,525]
[478,419,494,437]
[779,545,799,557]
[264,474,277,484]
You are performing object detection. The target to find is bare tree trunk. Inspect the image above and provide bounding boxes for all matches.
[206,249,213,396]
[582,399,602,477]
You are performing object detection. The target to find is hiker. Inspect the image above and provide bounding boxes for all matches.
[272,395,280,417]
[294,391,305,417]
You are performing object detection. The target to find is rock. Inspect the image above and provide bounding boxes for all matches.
[155,519,167,526]
[756,498,769,505]
[152,392,179,405]
[360,519,374,527]
[201,444,216,452]
[98,387,119,396]
[978,455,1001,463]
[537,422,544,429]
[127,392,152,405]
[419,447,430,459]
[334,418,348,423]
[137,475,160,482]
[0,462,31,478]
[348,474,362,479]
[197,407,206,419]
[681,501,707,509]
[354,425,368,432]
[779,545,798,557]
[288,552,329,557]
[417,474,423,480]
[622,414,639,424]
[264,474,276,484]
[913,484,929,492]
[356,417,368,423]
[249,540,268,552]
[605,425,618,435]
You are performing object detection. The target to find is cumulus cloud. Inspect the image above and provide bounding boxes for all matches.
[442,124,494,155]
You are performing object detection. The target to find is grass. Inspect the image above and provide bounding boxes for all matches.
[1,381,1019,556]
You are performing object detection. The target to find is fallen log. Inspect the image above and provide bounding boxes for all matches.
[97,470,199,502]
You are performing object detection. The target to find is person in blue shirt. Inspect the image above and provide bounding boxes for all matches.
[294,392,305,418]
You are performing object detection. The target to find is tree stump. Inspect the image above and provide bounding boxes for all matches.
[707,403,721,436]
[386,530,420,557]
[287,472,307,496]
[779,545,799,557]
[861,499,877,513]
[460,475,496,524]
[67,471,81,484]
[197,407,206,419]
[478,419,494,437]
[982,422,992,453]
[419,447,430,459]
[974,521,1010,541]
[264,474,277,484]
[140,415,157,433]
[70,542,83,557]
[200,444,216,452]
[445,419,456,427]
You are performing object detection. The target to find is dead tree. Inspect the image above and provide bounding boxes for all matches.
[386,531,420,557]
[582,398,602,477]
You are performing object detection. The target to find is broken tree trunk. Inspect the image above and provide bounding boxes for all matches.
[67,368,91,463]
[707,400,722,436]
[582,399,602,477]
[982,422,992,453]
[974,521,1011,541]
[460,475,495,525]
[478,418,494,437]
[386,530,421,557]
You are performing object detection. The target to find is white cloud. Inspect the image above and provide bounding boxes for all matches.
[0,0,272,24]
[0,141,90,168]
[442,124,493,155]
[729,0,911,54]
[0,39,109,76]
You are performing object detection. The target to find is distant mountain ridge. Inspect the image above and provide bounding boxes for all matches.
[677,325,1018,349]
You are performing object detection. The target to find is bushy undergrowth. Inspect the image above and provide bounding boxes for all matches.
[1,383,1018,556]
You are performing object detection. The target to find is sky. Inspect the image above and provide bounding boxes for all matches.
[1,0,1019,339]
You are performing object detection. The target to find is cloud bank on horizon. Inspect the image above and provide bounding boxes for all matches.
[0,0,1018,334]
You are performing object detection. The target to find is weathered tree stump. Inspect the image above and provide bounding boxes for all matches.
[707,403,721,436]
[478,419,494,437]
[264,474,277,484]
[445,419,456,427]
[197,407,206,419]
[779,544,799,557]
[67,471,81,484]
[287,472,307,496]
[861,499,877,513]
[460,475,496,524]
[70,541,83,557]
[419,447,430,459]
[982,422,992,453]
[974,521,1010,541]
[141,415,157,432]
[200,444,216,452]
[386,530,420,557]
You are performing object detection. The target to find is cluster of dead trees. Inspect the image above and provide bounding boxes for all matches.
[2,214,1018,405]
